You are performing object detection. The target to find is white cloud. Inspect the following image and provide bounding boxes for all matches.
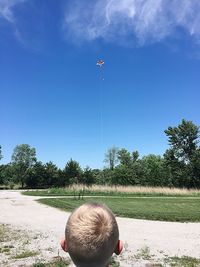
[64,0,200,45]
[0,0,25,23]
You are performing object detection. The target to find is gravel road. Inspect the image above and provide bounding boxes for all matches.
[1,190,200,267]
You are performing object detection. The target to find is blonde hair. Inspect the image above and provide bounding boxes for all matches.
[65,203,119,267]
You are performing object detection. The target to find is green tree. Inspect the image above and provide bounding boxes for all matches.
[113,165,136,185]
[26,161,60,188]
[82,167,95,186]
[117,148,132,166]
[165,119,199,164]
[0,164,16,188]
[132,151,139,162]
[164,119,200,188]
[11,144,37,188]
[0,145,2,161]
[104,147,119,170]
[93,168,112,185]
[141,154,170,186]
[64,159,82,184]
[56,169,69,187]
[164,149,184,187]
[26,161,46,188]
[190,149,200,187]
[132,159,147,185]
[115,149,141,185]
[91,169,101,184]
[117,149,139,166]
[44,161,59,187]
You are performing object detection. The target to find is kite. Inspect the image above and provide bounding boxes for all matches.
[96,59,105,67]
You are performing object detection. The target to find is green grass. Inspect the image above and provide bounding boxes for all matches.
[135,246,152,260]
[0,224,9,242]
[109,256,120,267]
[145,264,163,267]
[32,256,200,267]
[38,197,200,222]
[13,250,39,259]
[166,256,200,267]
[32,256,119,267]
[0,246,11,254]
[33,258,70,267]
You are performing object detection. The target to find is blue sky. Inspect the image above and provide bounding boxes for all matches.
[1,0,200,169]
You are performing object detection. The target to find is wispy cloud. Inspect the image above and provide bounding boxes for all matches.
[64,0,200,45]
[0,0,25,23]
[0,0,29,47]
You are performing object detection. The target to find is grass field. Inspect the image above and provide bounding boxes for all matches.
[37,196,200,222]
[23,185,200,197]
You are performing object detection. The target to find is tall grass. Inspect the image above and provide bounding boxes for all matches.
[24,185,200,197]
[68,184,200,195]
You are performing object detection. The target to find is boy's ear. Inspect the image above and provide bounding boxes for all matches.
[60,239,68,252]
[114,240,123,255]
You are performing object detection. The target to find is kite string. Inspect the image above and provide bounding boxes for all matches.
[96,60,105,149]
[101,65,104,81]
[99,74,103,148]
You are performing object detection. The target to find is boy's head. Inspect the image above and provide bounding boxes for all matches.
[61,202,123,267]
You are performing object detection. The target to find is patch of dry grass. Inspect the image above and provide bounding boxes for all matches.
[67,184,200,195]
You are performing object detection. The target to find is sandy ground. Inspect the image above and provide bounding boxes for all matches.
[1,190,200,267]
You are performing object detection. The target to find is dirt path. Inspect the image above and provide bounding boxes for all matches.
[1,190,200,266]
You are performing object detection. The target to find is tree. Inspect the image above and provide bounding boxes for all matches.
[164,120,200,188]
[11,144,37,188]
[26,161,64,188]
[165,119,199,164]
[163,149,184,187]
[26,161,46,188]
[117,149,139,166]
[82,167,95,186]
[64,159,82,184]
[93,168,112,185]
[113,165,136,185]
[44,161,59,187]
[56,169,69,187]
[0,164,15,187]
[0,145,2,161]
[91,169,101,184]
[117,148,132,166]
[132,151,139,162]
[141,154,170,186]
[104,147,119,170]
[190,149,200,188]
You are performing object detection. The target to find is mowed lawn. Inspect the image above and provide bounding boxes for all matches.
[37,197,200,222]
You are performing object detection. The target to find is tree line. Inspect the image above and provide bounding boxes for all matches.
[1,119,200,189]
